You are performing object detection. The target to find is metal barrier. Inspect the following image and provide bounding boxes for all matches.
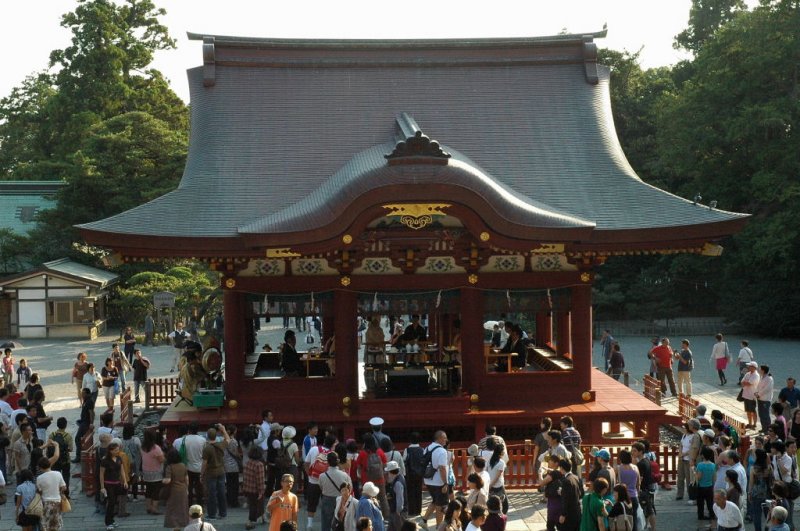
[145,377,179,410]
[643,375,662,406]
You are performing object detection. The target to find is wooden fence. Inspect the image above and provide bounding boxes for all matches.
[145,377,179,410]
[678,393,700,422]
[447,442,683,489]
[116,387,133,426]
[80,425,97,497]
[643,375,662,405]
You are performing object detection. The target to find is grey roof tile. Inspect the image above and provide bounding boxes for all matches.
[79,35,746,241]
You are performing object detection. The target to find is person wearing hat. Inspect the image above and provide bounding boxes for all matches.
[369,417,392,449]
[277,426,301,492]
[356,481,385,531]
[676,419,702,500]
[184,504,218,531]
[588,448,616,491]
[741,361,761,429]
[385,461,407,531]
[319,452,353,531]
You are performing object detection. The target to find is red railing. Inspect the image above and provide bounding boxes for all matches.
[678,393,700,423]
[643,375,662,406]
[116,387,133,426]
[446,442,682,489]
[80,425,97,496]
[145,377,179,410]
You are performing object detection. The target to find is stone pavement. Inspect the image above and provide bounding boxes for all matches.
[0,483,721,531]
[0,328,788,530]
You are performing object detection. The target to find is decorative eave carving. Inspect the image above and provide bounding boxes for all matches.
[385,112,451,165]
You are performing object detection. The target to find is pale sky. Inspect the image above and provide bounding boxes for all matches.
[2,1,709,103]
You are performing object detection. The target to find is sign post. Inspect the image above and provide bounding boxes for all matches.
[153,292,176,342]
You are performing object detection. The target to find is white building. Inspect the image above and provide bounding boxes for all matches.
[0,258,118,338]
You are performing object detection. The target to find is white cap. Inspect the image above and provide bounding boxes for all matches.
[747,361,758,368]
[362,481,379,497]
[385,461,400,472]
[369,417,384,427]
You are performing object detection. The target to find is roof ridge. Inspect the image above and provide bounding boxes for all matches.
[186,31,608,48]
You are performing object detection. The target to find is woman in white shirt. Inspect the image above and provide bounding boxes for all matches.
[487,443,508,514]
[709,333,730,386]
[81,362,100,409]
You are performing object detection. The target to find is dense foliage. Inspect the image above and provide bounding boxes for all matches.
[0,0,214,326]
[595,0,800,335]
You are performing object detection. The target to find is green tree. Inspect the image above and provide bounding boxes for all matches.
[111,263,220,329]
[44,0,186,158]
[674,0,747,52]
[0,229,28,274]
[657,2,800,334]
[0,73,58,178]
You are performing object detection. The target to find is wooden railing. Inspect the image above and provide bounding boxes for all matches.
[678,393,700,422]
[80,425,97,497]
[643,375,662,405]
[446,442,682,489]
[145,377,179,410]
[116,387,133,426]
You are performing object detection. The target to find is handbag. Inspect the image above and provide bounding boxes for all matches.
[26,493,44,518]
[60,494,72,513]
[736,388,744,402]
[610,503,633,531]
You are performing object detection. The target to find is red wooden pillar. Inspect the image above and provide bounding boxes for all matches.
[535,311,553,348]
[334,290,358,421]
[556,311,571,357]
[223,288,246,401]
[571,283,593,394]
[460,287,484,396]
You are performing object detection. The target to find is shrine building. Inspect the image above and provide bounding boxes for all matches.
[78,30,747,444]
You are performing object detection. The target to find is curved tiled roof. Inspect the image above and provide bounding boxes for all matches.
[239,144,594,235]
[78,33,746,246]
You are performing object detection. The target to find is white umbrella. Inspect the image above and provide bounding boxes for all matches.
[483,320,499,331]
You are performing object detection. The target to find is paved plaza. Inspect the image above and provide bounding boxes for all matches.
[0,327,788,530]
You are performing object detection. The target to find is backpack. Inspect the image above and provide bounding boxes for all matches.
[366,452,384,482]
[727,425,740,449]
[309,446,332,479]
[649,457,662,484]
[178,438,188,465]
[51,432,70,470]
[422,444,441,479]
[405,446,425,477]
[276,441,294,472]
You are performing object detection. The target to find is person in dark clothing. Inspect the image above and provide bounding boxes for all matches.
[403,432,424,517]
[74,389,93,463]
[557,458,582,531]
[281,331,301,376]
[131,349,150,403]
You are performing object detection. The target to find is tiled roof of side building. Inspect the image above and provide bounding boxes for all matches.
[78,33,747,242]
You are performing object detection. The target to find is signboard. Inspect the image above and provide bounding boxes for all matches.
[153,291,176,308]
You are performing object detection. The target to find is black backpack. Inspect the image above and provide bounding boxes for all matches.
[422,444,441,479]
[405,446,425,477]
[50,432,70,470]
